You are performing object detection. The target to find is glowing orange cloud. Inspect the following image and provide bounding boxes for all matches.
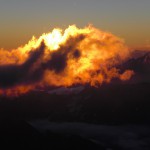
[0,25,134,96]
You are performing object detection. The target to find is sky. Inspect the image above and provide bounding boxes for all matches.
[0,0,150,50]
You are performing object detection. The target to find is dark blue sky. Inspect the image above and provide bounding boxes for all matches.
[0,0,150,49]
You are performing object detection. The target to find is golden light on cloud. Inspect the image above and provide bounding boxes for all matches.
[0,25,134,96]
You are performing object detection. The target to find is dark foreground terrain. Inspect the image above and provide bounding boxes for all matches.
[0,81,150,149]
[0,81,150,124]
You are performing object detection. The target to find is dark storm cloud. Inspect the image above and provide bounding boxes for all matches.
[42,34,85,73]
[73,49,81,58]
[0,42,45,88]
[46,48,80,73]
[28,34,85,81]
[0,34,85,88]
[47,50,68,73]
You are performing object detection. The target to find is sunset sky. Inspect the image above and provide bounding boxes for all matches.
[0,0,150,50]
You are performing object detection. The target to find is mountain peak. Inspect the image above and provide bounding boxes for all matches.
[142,52,150,64]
